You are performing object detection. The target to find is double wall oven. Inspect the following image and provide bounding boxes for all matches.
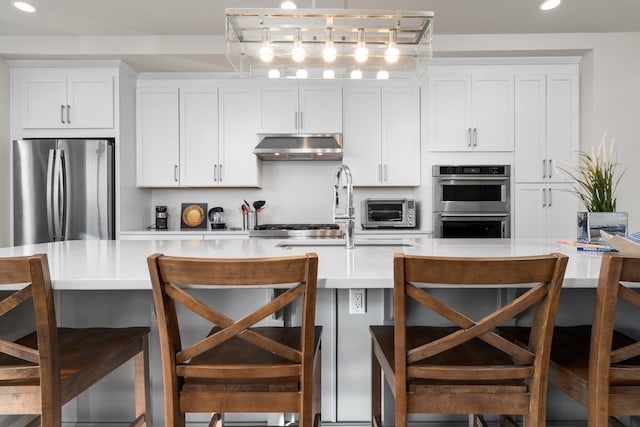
[433,165,511,238]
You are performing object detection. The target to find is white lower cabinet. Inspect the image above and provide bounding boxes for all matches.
[343,87,420,186]
[514,183,577,240]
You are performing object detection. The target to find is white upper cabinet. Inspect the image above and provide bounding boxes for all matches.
[257,85,342,134]
[136,87,180,187]
[428,69,514,152]
[218,87,261,187]
[514,73,579,183]
[137,83,261,188]
[343,87,420,187]
[14,68,115,129]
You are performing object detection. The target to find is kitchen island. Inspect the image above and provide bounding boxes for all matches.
[0,237,605,290]
[0,238,617,425]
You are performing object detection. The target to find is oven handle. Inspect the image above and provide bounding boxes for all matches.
[436,176,510,181]
[439,213,510,218]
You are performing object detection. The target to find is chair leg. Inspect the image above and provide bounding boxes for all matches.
[371,340,382,427]
[134,335,152,427]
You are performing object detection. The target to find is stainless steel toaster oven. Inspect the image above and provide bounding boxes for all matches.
[361,198,417,229]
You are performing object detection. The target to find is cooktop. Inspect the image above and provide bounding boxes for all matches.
[249,223,341,238]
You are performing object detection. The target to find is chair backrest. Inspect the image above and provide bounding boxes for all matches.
[393,253,568,394]
[589,253,640,404]
[147,252,319,381]
[0,254,60,393]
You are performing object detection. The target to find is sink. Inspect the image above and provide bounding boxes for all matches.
[276,238,415,248]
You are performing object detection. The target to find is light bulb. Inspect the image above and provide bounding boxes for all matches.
[354,29,368,63]
[296,68,308,79]
[268,69,281,79]
[323,44,337,62]
[291,28,306,63]
[350,69,363,79]
[385,42,399,64]
[259,44,274,63]
[323,69,335,79]
[377,70,389,80]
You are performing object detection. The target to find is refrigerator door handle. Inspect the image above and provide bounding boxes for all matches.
[46,149,57,241]
[58,149,68,240]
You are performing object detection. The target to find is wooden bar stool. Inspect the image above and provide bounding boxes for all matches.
[147,252,321,427]
[370,252,568,427]
[0,254,151,427]
[502,253,640,426]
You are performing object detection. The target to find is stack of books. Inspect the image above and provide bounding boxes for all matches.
[556,239,617,253]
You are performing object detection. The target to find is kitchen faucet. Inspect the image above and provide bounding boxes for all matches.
[333,164,355,249]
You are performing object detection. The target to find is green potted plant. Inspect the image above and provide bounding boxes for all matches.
[558,132,627,243]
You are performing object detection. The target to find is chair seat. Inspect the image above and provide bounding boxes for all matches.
[371,325,527,388]
[0,327,150,386]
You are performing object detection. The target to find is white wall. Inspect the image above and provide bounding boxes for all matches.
[0,60,9,247]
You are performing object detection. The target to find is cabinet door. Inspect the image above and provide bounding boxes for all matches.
[546,184,578,240]
[66,70,115,129]
[342,88,382,186]
[514,74,547,182]
[546,74,579,183]
[18,69,67,129]
[514,184,547,239]
[180,88,219,186]
[472,74,514,151]
[219,88,261,187]
[298,86,342,133]
[428,74,472,151]
[381,88,420,186]
[136,88,180,187]
[257,87,298,133]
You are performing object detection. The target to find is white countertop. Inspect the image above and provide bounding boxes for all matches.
[0,238,603,290]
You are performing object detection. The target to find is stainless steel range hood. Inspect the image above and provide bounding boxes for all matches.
[254,134,342,161]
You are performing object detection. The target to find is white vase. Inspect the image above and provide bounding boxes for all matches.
[577,211,628,243]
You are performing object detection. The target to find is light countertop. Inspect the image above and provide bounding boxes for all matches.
[0,238,604,290]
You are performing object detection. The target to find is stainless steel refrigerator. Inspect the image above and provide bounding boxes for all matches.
[13,138,115,245]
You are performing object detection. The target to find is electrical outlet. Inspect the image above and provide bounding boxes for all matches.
[349,288,366,314]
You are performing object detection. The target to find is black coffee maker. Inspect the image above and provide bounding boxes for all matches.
[155,206,168,230]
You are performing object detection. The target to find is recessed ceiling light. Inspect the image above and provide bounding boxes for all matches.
[280,1,296,9]
[13,1,36,13]
[540,0,561,11]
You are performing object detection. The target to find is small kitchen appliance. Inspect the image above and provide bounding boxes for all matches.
[361,199,417,229]
[208,207,226,229]
[155,206,168,230]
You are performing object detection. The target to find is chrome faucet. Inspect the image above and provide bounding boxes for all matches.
[333,164,355,249]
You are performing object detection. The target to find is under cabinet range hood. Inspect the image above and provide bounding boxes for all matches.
[253,134,342,161]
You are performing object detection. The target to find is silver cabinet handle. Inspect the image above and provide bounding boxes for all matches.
[294,112,298,130]
[548,188,552,207]
[542,159,546,179]
[174,165,178,182]
[213,164,218,182]
[378,164,382,182]
[60,105,65,124]
[548,159,553,179]
[467,128,472,147]
[299,111,303,130]
[384,164,388,182]
[219,164,223,182]
[542,188,547,207]
[66,104,71,124]
[473,128,477,147]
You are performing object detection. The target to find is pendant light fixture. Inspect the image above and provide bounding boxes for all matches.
[225,9,434,79]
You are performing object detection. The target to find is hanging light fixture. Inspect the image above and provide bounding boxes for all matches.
[376,70,390,80]
[354,29,368,63]
[384,29,400,64]
[296,67,308,79]
[350,69,363,79]
[291,28,306,63]
[259,28,274,63]
[225,9,434,79]
[322,28,337,63]
[268,68,281,79]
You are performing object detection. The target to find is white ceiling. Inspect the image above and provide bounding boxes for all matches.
[1,0,639,72]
